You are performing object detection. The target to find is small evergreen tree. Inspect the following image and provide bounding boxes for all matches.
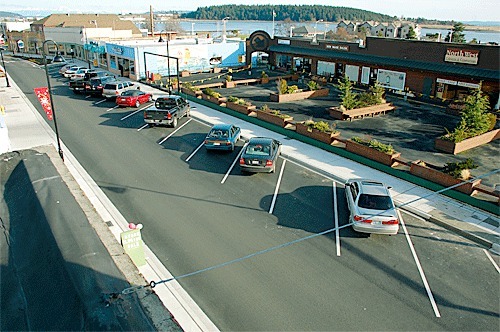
[336,75,357,110]
[406,26,417,39]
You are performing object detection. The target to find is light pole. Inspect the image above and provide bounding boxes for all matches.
[159,30,172,94]
[222,17,230,43]
[314,19,324,43]
[42,39,66,160]
[191,22,195,36]
[0,47,11,87]
[289,26,295,38]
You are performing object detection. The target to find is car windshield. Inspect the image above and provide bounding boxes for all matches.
[246,144,270,156]
[208,129,229,138]
[358,194,394,210]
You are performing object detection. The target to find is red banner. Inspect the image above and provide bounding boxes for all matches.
[34,87,53,120]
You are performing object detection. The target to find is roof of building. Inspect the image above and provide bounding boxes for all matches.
[269,44,499,81]
[293,26,316,34]
[33,14,141,34]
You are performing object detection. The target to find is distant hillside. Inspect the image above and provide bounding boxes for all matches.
[181,5,397,22]
[0,11,24,18]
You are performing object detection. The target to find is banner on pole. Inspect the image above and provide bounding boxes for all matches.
[34,87,53,120]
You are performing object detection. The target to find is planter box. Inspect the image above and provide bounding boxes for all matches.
[435,129,500,154]
[410,161,481,195]
[295,122,340,145]
[201,93,227,105]
[226,101,257,115]
[180,70,190,77]
[270,88,329,103]
[329,103,395,121]
[225,81,236,88]
[181,87,202,98]
[255,110,293,128]
[345,140,401,167]
[261,77,269,84]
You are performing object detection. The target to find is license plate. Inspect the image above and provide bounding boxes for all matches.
[251,160,260,165]
[213,142,220,146]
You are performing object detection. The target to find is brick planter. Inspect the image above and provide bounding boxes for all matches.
[226,101,257,115]
[269,88,329,103]
[345,140,401,167]
[225,81,236,88]
[201,93,227,105]
[435,129,500,154]
[261,77,269,84]
[255,110,293,128]
[410,161,481,195]
[295,122,340,145]
[181,87,202,98]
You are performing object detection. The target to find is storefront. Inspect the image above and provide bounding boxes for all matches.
[106,44,136,79]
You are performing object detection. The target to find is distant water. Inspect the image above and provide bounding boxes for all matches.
[149,20,500,44]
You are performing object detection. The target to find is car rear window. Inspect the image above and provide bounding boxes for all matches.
[209,129,229,138]
[104,83,117,89]
[358,194,393,210]
[155,98,177,108]
[246,144,270,156]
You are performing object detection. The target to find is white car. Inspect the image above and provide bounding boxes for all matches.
[345,179,399,235]
[59,64,79,75]
[63,66,86,78]
[102,81,136,100]
[69,68,95,80]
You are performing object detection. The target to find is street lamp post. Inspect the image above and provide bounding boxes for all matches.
[42,39,66,160]
[314,19,324,43]
[222,17,230,43]
[159,30,172,94]
[191,23,195,36]
[0,47,11,87]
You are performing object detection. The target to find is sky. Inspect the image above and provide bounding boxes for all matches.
[3,0,500,22]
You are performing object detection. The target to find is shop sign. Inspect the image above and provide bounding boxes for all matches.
[437,78,458,85]
[444,48,479,65]
[457,81,480,89]
[111,46,123,55]
[326,44,349,51]
[377,69,406,91]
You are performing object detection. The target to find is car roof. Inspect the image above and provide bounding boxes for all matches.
[211,123,233,131]
[248,137,274,145]
[356,179,389,196]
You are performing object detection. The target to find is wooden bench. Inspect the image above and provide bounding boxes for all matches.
[329,103,395,121]
[233,78,261,86]
[196,82,224,89]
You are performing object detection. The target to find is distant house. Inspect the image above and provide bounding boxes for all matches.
[357,21,373,35]
[398,23,421,39]
[337,21,357,34]
[292,25,318,38]
[371,23,385,37]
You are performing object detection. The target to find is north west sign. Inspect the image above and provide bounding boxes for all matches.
[444,48,479,65]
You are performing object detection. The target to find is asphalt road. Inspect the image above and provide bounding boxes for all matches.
[6,57,500,331]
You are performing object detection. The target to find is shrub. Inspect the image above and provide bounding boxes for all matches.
[351,136,395,154]
[260,105,290,118]
[336,74,357,110]
[304,120,336,133]
[277,79,288,94]
[228,96,247,105]
[307,80,320,91]
[442,158,478,179]
[286,85,300,94]
[182,82,200,91]
[261,71,268,78]
[226,75,232,82]
[203,87,221,98]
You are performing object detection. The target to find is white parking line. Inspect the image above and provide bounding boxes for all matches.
[106,105,119,112]
[94,99,107,105]
[269,159,286,214]
[186,142,205,162]
[120,104,151,121]
[399,210,441,318]
[221,143,247,184]
[85,95,91,99]
[137,124,149,132]
[333,181,341,256]
[158,119,192,145]
[483,249,500,273]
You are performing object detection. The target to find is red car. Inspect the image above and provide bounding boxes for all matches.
[116,90,153,108]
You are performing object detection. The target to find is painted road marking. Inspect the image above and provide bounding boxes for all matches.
[221,142,247,184]
[333,181,340,256]
[186,142,205,162]
[483,249,500,273]
[120,104,151,121]
[137,124,149,131]
[94,99,107,105]
[399,210,441,318]
[269,159,286,214]
[158,118,192,145]
[106,105,119,112]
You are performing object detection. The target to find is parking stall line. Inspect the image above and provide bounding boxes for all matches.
[106,105,119,112]
[483,249,500,273]
[158,119,192,145]
[120,104,151,121]
[186,142,205,162]
[94,99,107,105]
[268,159,286,214]
[137,124,149,132]
[333,181,341,256]
[85,95,92,99]
[221,143,247,184]
[398,210,441,318]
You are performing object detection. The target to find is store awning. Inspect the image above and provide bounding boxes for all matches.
[269,45,500,81]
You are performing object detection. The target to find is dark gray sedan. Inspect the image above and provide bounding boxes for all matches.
[239,137,281,173]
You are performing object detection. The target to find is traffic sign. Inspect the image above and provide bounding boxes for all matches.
[17,40,24,49]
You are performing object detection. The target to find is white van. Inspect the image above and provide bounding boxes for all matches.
[102,81,136,100]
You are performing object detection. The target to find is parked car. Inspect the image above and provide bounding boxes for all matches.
[84,76,116,96]
[69,68,96,80]
[239,137,281,173]
[204,124,241,151]
[63,66,86,78]
[59,64,79,75]
[344,179,399,235]
[143,95,191,128]
[116,90,153,108]
[83,71,109,81]
[102,81,136,100]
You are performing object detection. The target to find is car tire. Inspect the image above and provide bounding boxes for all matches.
[171,117,178,128]
[135,100,140,108]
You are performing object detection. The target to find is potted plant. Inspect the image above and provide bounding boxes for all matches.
[345,136,401,167]
[260,71,269,84]
[270,79,329,102]
[181,82,202,98]
[255,104,294,127]
[226,95,256,115]
[296,119,340,145]
[410,158,481,195]
[225,75,235,88]
[435,88,499,154]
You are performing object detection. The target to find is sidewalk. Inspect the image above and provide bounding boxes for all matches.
[1,61,499,328]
